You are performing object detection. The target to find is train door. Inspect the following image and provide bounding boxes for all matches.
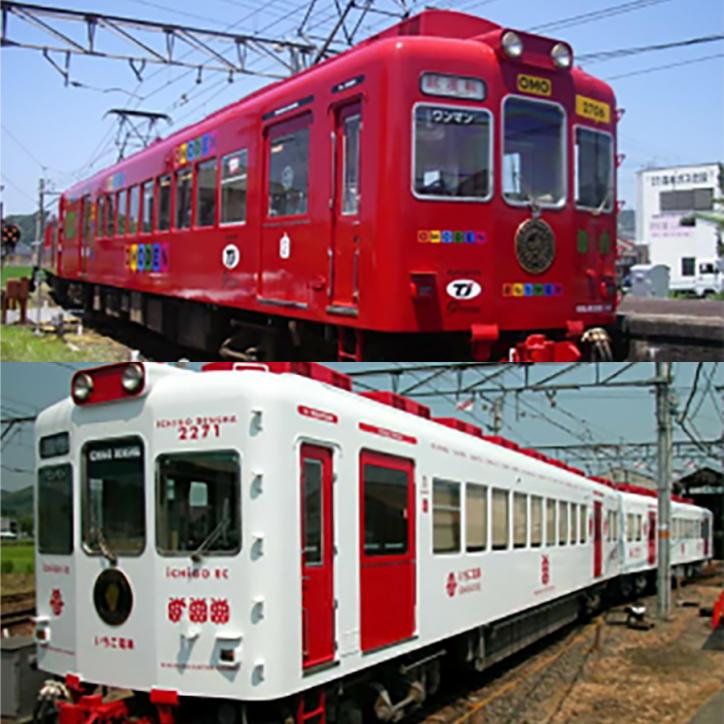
[593,502,602,577]
[647,511,656,565]
[328,102,361,313]
[258,113,315,308]
[300,444,335,670]
[359,451,416,652]
[79,194,93,275]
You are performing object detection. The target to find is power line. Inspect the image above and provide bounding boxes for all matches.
[529,0,675,33]
[578,33,724,64]
[604,52,724,80]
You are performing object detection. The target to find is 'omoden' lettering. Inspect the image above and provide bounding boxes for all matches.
[516,74,552,97]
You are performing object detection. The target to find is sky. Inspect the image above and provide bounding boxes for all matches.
[1,0,723,222]
[1,361,722,492]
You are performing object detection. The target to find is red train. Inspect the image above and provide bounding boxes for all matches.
[42,8,619,361]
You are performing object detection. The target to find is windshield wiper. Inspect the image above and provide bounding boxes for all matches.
[591,187,613,217]
[191,499,231,563]
[92,526,118,565]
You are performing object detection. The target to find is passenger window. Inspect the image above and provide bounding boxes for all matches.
[362,459,409,556]
[221,150,248,224]
[513,492,527,548]
[38,464,73,554]
[142,181,154,233]
[97,197,106,239]
[575,127,613,211]
[580,505,586,544]
[157,175,171,231]
[116,190,127,236]
[627,513,634,542]
[466,483,487,552]
[302,458,323,565]
[195,158,217,227]
[156,450,240,555]
[342,114,361,214]
[636,514,642,541]
[128,186,140,235]
[83,437,145,555]
[571,503,578,544]
[492,488,509,550]
[106,194,115,238]
[558,501,568,545]
[81,195,93,244]
[531,495,543,547]
[64,205,78,240]
[175,168,192,229]
[268,125,310,217]
[433,479,461,554]
[546,498,556,546]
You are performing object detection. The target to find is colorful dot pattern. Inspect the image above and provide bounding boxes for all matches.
[417,230,487,244]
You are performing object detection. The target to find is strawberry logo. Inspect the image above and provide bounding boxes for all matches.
[446,572,457,598]
[541,555,550,586]
[210,598,230,625]
[167,597,186,623]
[49,588,64,616]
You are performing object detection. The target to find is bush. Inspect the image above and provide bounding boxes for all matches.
[1,560,14,574]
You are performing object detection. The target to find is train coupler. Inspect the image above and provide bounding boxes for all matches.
[57,695,131,724]
[509,334,582,362]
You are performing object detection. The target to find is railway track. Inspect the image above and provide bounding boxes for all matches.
[1,605,35,628]
[1,592,36,631]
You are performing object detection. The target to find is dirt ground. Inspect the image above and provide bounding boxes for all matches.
[425,568,724,724]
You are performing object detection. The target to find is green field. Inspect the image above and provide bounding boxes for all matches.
[0,325,92,361]
[1,264,33,286]
[0,541,34,574]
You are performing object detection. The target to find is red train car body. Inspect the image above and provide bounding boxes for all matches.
[44,9,619,360]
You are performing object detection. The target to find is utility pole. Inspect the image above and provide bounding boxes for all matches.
[33,175,45,334]
[655,361,673,620]
[491,397,503,435]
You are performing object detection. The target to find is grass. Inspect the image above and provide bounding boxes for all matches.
[0,541,35,575]
[0,325,95,360]
[1,264,33,286]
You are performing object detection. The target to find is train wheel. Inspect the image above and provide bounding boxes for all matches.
[337,699,364,724]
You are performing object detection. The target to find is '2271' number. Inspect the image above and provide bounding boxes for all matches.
[178,424,221,441]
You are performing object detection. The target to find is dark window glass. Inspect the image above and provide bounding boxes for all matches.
[433,479,460,553]
[82,195,93,244]
[195,159,217,227]
[414,105,491,199]
[38,464,73,554]
[660,188,714,212]
[363,462,408,556]
[105,194,115,238]
[343,115,361,214]
[142,181,153,233]
[221,150,247,224]
[156,450,240,555]
[97,196,106,238]
[302,459,323,565]
[268,126,310,217]
[175,168,192,229]
[158,175,171,231]
[559,501,568,545]
[82,437,145,555]
[40,432,70,459]
[682,257,696,276]
[575,128,613,211]
[128,186,140,234]
[116,191,127,236]
[503,97,565,206]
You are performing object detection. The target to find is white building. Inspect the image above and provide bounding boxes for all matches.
[636,162,722,291]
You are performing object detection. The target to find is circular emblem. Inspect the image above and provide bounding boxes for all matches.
[222,243,240,270]
[93,569,133,626]
[446,279,482,300]
[515,218,556,274]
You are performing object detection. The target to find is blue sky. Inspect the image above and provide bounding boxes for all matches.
[1,362,721,492]
[1,0,722,220]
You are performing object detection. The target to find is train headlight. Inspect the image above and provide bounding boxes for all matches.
[551,43,572,69]
[72,373,94,402]
[121,363,144,394]
[501,31,523,59]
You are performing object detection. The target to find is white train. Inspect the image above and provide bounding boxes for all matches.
[33,362,713,723]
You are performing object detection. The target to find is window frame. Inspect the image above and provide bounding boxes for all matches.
[156,174,173,233]
[501,94,568,211]
[140,179,154,235]
[432,478,461,555]
[154,448,241,558]
[411,101,494,204]
[175,167,193,231]
[530,495,543,548]
[220,149,249,227]
[38,463,74,555]
[127,185,141,236]
[341,112,362,216]
[465,483,488,553]
[546,498,556,547]
[491,488,510,551]
[97,196,106,240]
[573,124,614,214]
[513,491,528,549]
[194,157,218,229]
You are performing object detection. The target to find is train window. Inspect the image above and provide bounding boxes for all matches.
[513,493,527,548]
[64,206,78,240]
[413,104,491,200]
[126,186,139,235]
[363,461,409,556]
[503,96,565,208]
[221,150,248,225]
[571,503,578,544]
[433,479,461,554]
[106,194,115,238]
[302,458,323,565]
[82,437,145,556]
[530,495,543,547]
[466,483,487,552]
[575,127,613,212]
[268,126,310,217]
[38,464,73,555]
[40,432,70,459]
[546,499,556,546]
[81,195,93,244]
[195,158,217,228]
[97,197,106,239]
[142,180,154,233]
[612,511,618,541]
[116,190,127,236]
[175,168,193,229]
[627,513,634,542]
[580,505,586,544]
[342,114,361,214]
[492,488,509,550]
[635,514,642,541]
[156,450,240,556]
[157,175,171,231]
[558,501,568,545]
